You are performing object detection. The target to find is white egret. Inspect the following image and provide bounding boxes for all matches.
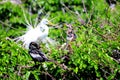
[15,18,55,49]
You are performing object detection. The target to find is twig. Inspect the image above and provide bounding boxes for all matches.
[72,72,80,80]
[49,60,80,80]
[18,65,32,76]
[82,0,87,13]
[48,60,68,70]
[0,20,16,29]
[62,73,67,80]
[111,57,120,64]
[75,11,85,25]
[86,7,94,25]
[42,71,56,80]
[60,1,76,15]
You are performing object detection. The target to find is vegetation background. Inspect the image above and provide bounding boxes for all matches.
[0,0,120,80]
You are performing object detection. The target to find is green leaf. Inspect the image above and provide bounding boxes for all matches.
[23,71,31,80]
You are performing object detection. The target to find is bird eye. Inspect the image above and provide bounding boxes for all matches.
[40,27,45,32]
[45,20,48,23]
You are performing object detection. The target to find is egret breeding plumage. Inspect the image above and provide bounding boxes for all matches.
[15,18,55,49]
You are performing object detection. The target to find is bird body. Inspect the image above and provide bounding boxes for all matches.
[66,24,76,42]
[16,18,51,49]
[67,32,76,41]
[29,49,49,62]
[29,42,49,63]
[28,42,68,70]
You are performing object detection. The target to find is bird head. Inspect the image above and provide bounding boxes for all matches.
[41,18,55,26]
[29,42,40,50]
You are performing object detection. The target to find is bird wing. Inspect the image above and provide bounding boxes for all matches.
[29,49,40,56]
[38,51,49,61]
[29,50,43,61]
[26,25,34,31]
[21,28,44,49]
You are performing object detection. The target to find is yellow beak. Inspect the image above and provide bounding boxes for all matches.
[48,21,55,26]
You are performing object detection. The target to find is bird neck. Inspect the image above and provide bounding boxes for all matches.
[42,24,49,34]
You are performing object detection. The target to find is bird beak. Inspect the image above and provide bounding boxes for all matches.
[48,21,55,26]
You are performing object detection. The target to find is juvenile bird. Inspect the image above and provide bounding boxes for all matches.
[28,42,49,63]
[66,24,76,42]
[29,42,68,70]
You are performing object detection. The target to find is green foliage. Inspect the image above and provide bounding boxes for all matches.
[0,0,120,80]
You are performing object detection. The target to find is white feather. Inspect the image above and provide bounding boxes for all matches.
[15,18,57,49]
[14,8,57,49]
[30,53,41,58]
